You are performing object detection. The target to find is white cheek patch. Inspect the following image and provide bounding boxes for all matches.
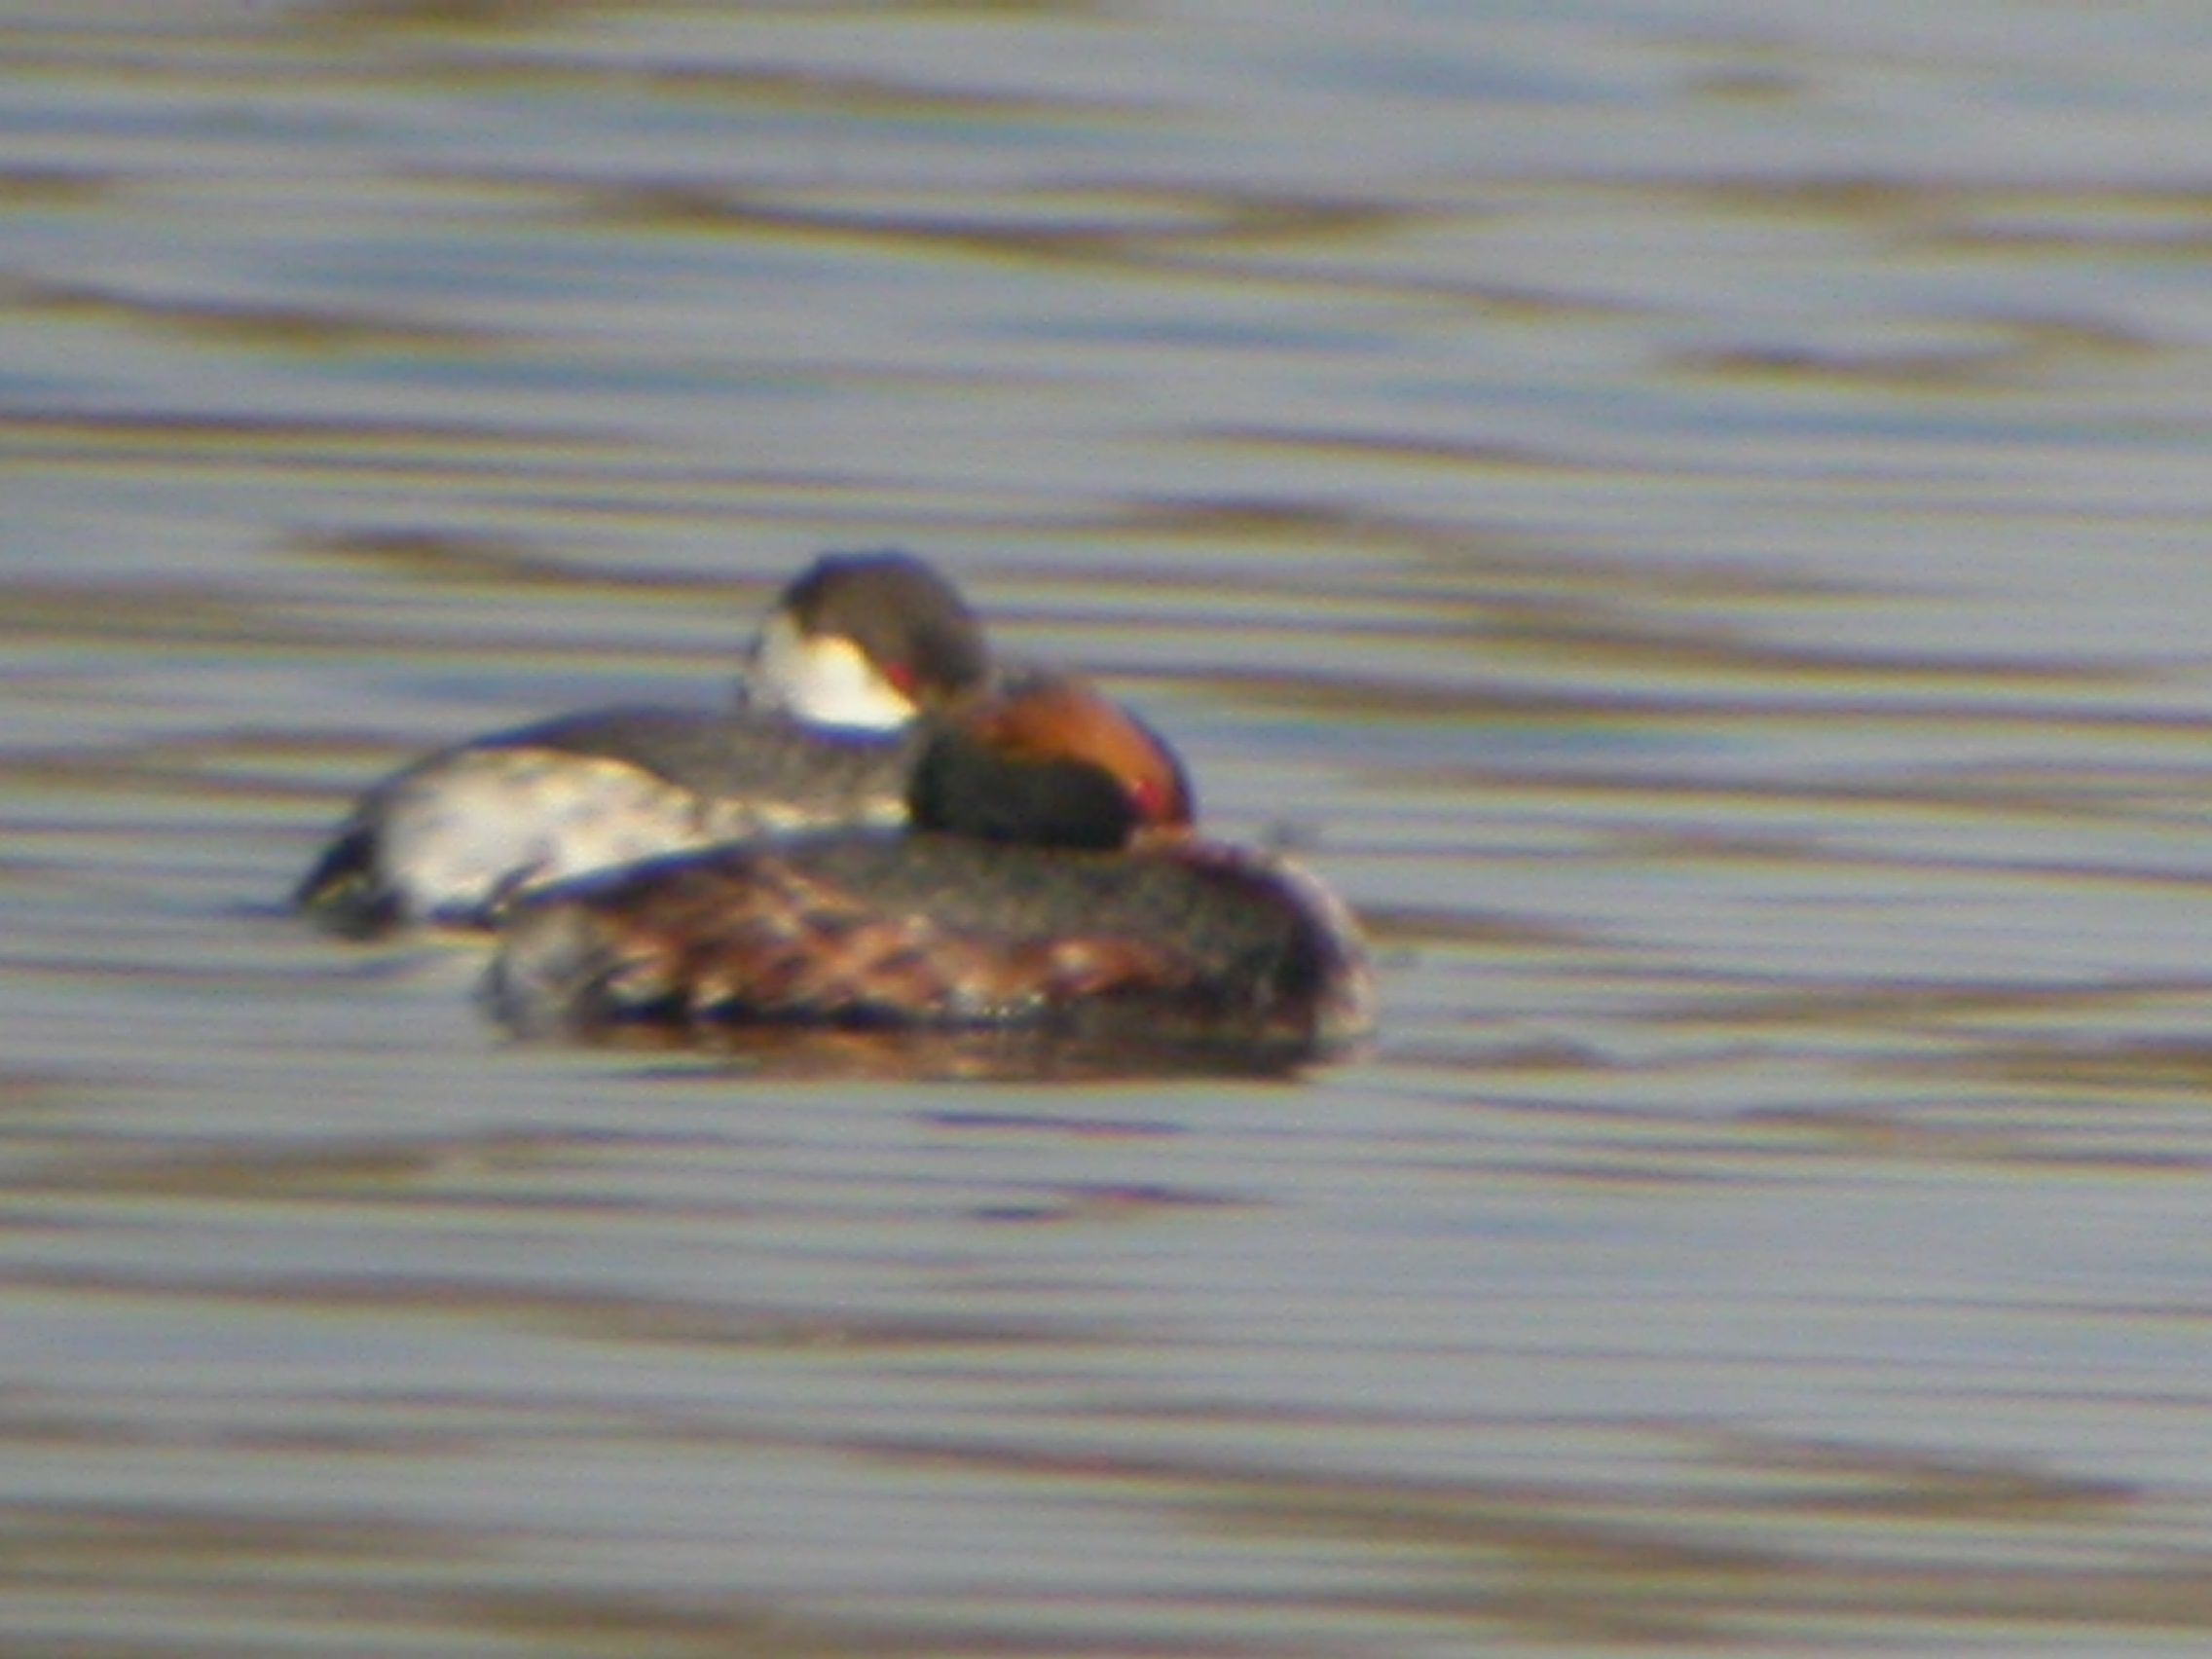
[746,612,916,730]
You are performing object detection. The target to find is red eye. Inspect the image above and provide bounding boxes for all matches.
[1129,776,1173,824]
[885,661,919,695]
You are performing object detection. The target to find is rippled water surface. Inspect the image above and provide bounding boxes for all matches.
[13,2,2212,1652]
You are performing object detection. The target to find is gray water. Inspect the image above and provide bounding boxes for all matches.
[10,2,2212,1652]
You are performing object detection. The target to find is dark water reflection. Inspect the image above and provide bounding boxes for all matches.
[10,2,2212,1654]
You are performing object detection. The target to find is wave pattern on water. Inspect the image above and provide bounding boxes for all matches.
[8,1,2212,1654]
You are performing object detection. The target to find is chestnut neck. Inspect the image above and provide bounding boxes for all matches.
[905,727,1143,851]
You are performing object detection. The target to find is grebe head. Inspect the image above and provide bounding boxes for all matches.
[745,551,989,729]
[907,674,1195,851]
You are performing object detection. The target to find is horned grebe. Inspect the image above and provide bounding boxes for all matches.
[483,677,1374,1056]
[295,551,989,938]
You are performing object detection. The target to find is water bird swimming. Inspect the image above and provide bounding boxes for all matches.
[294,550,990,938]
[482,675,1375,1057]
